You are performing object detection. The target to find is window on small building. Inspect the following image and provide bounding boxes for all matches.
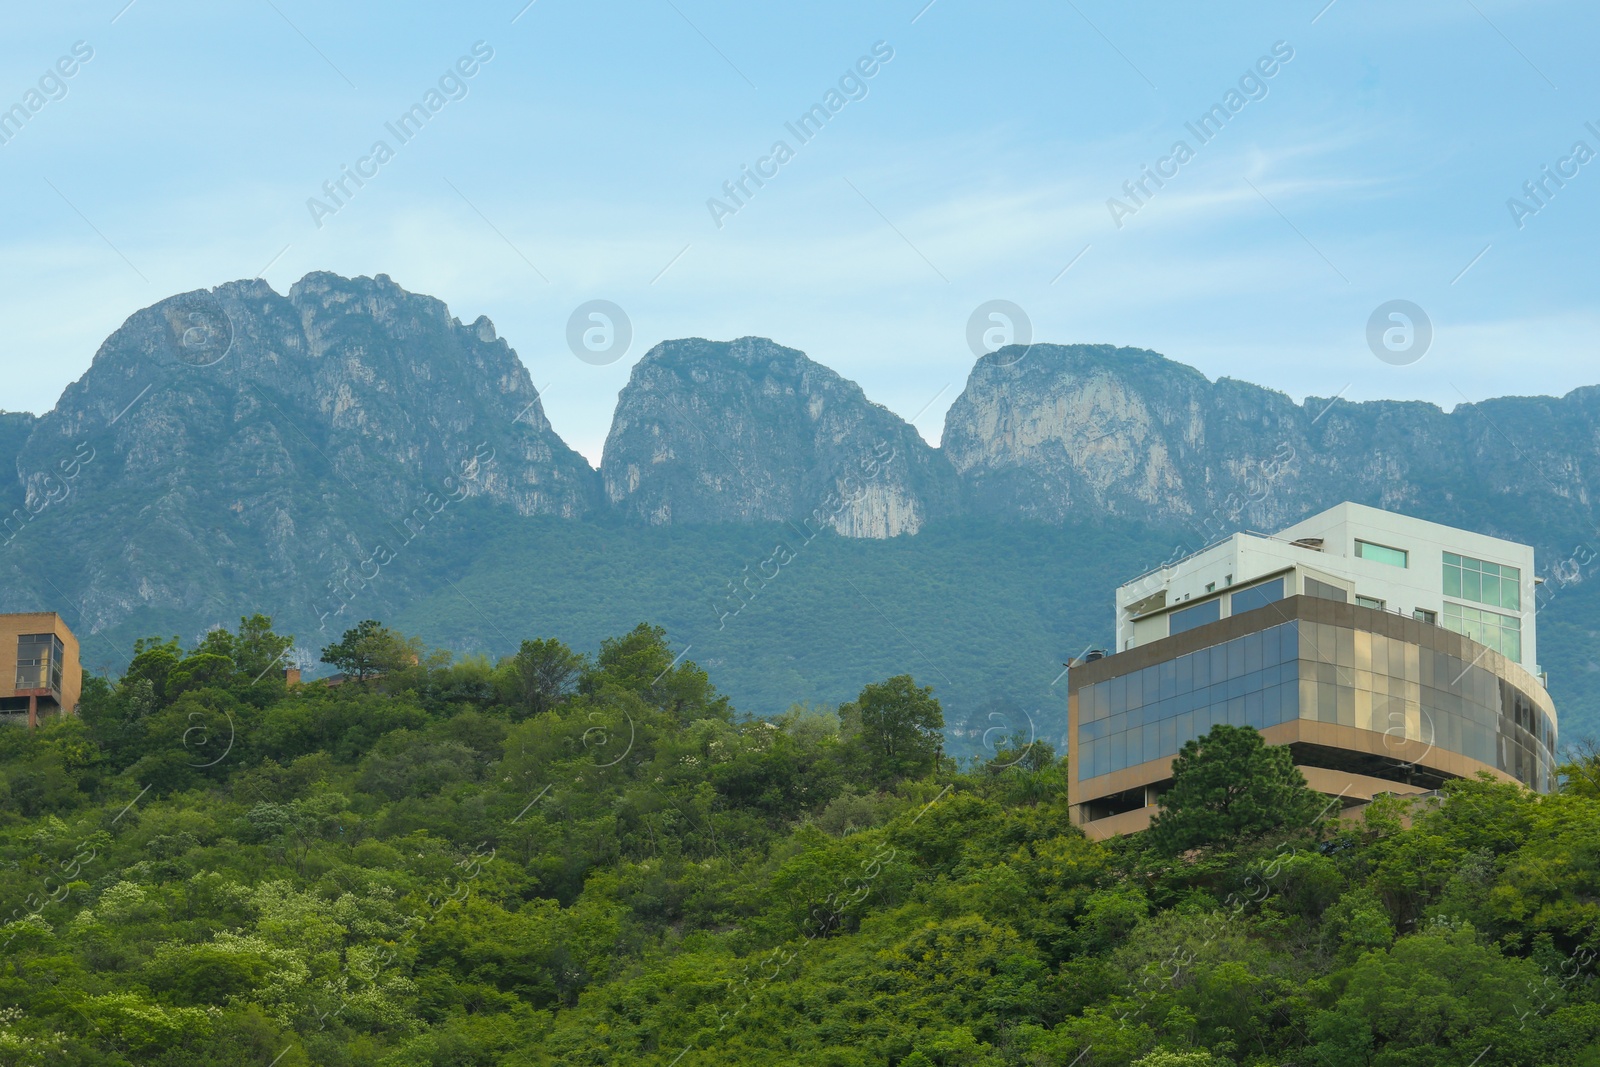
[1304,577,1348,603]
[14,634,63,693]
[1355,540,1408,568]
[1413,608,1437,624]
[1355,595,1386,611]
[1168,597,1222,636]
[1230,577,1285,615]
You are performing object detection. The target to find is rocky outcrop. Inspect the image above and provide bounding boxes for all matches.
[600,337,961,537]
[0,411,36,496]
[3,273,599,640]
[942,342,1600,547]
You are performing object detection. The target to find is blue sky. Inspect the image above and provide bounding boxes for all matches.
[2,0,1595,462]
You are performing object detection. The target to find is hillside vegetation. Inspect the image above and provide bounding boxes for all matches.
[1,615,1598,1066]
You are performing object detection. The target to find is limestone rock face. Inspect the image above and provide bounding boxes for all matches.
[601,337,961,537]
[3,272,599,639]
[942,342,1599,543]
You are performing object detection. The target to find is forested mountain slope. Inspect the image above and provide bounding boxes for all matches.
[0,616,1597,1065]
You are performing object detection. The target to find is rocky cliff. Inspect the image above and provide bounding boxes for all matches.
[600,337,962,537]
[942,343,1600,551]
[3,273,598,646]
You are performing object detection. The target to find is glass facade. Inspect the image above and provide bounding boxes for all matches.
[14,634,64,693]
[1305,577,1347,602]
[1295,617,1550,790]
[1356,540,1408,568]
[1077,616,1555,793]
[1442,601,1522,664]
[1230,577,1285,615]
[1077,622,1301,780]
[1443,552,1521,610]
[1169,598,1221,635]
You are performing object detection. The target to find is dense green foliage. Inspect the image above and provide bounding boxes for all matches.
[1147,726,1322,856]
[3,615,1600,1065]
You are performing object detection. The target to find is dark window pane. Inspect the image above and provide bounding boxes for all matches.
[1244,632,1264,674]
[1170,597,1223,635]
[1230,577,1285,615]
[1263,682,1282,723]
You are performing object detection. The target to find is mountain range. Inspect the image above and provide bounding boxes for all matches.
[5,272,1599,750]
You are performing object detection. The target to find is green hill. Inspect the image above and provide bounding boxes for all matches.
[2,616,1599,1065]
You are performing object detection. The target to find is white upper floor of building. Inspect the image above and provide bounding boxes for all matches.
[1115,502,1539,675]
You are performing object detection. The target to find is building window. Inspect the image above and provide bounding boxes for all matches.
[1442,601,1522,663]
[1231,577,1285,615]
[14,634,63,693]
[1414,608,1437,624]
[1077,621,1301,778]
[1443,552,1521,610]
[1356,540,1408,568]
[1305,577,1348,603]
[1355,595,1386,611]
[1168,597,1221,636]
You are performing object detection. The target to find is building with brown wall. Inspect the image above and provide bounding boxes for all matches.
[1069,504,1557,839]
[0,613,81,729]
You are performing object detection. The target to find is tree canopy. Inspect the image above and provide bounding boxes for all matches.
[1146,724,1324,855]
[0,620,1595,1065]
[318,619,420,681]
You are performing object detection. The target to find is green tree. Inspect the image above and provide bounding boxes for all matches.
[840,675,944,786]
[1147,724,1321,855]
[582,622,730,722]
[122,636,183,705]
[1557,736,1600,798]
[318,620,418,681]
[232,613,295,682]
[1307,922,1546,1067]
[1132,1051,1226,1067]
[509,638,585,717]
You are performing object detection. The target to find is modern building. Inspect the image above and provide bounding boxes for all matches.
[1068,503,1557,839]
[0,613,81,728]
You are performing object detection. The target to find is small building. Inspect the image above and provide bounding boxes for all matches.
[1069,503,1557,838]
[0,612,81,728]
